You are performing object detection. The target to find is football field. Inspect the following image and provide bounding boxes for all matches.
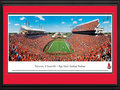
[48,40,71,53]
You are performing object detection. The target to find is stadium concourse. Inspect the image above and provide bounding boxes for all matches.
[9,19,111,61]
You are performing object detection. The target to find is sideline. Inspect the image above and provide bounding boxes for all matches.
[48,41,54,51]
[64,40,71,53]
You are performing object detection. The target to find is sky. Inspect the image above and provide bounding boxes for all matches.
[8,14,112,33]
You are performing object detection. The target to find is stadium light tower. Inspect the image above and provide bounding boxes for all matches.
[39,24,42,29]
[28,21,30,27]
[103,18,105,28]
[107,16,109,34]
[25,20,27,26]
[19,23,22,34]
[103,18,105,33]
[39,24,43,29]
[70,24,74,31]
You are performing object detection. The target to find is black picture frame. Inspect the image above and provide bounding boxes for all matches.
[0,0,120,90]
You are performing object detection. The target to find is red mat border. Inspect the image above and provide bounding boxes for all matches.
[3,6,117,84]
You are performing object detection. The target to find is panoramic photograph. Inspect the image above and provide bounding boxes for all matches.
[8,14,112,62]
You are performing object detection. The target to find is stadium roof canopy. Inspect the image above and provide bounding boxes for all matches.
[20,25,45,32]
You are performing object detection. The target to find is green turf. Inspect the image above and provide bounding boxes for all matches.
[48,40,71,53]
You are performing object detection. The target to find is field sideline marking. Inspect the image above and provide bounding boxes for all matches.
[64,40,71,53]
[48,41,54,52]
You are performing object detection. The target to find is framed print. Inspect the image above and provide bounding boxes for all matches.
[8,14,113,74]
[4,5,117,84]
[0,0,120,90]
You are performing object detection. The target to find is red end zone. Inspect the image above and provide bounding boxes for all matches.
[3,6,117,84]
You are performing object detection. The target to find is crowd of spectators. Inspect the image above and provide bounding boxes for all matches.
[9,34,52,61]
[67,34,111,61]
[9,33,111,61]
